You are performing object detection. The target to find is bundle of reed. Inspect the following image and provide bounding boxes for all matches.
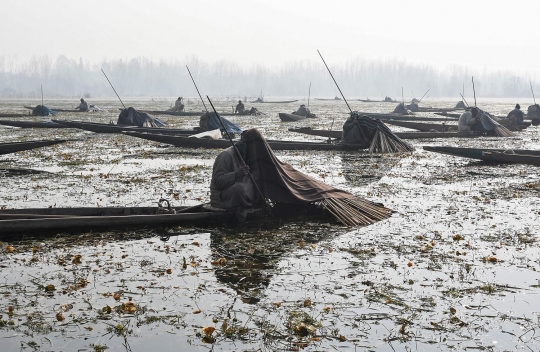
[369,128,414,154]
[478,111,516,137]
[319,197,393,227]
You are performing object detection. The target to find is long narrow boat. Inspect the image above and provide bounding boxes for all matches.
[366,115,458,122]
[136,110,238,117]
[53,120,199,135]
[381,119,458,132]
[0,139,68,155]
[0,113,30,117]
[279,113,306,122]
[0,120,69,129]
[315,98,341,101]
[358,99,398,103]
[288,128,480,140]
[123,131,371,151]
[416,107,462,113]
[24,106,82,113]
[0,204,233,235]
[481,151,540,166]
[423,146,540,160]
[250,99,298,104]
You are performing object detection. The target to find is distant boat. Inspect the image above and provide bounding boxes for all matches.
[315,97,341,101]
[250,98,298,104]
[0,139,68,155]
[424,146,540,166]
[278,113,317,122]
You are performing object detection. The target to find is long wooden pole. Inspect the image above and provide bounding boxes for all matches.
[307,82,311,108]
[460,93,470,107]
[471,76,477,107]
[206,95,273,215]
[419,89,430,103]
[317,50,352,113]
[401,87,404,103]
[530,81,537,105]
[186,65,208,111]
[101,69,127,109]
[40,84,44,108]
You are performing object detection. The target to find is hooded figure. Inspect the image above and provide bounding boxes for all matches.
[235,100,245,114]
[294,104,310,117]
[393,102,409,114]
[169,97,184,112]
[76,98,88,111]
[507,104,524,123]
[455,101,467,109]
[406,102,419,112]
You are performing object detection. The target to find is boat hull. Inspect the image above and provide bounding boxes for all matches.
[54,120,198,135]
[423,146,540,160]
[0,140,68,155]
[288,128,479,140]
[0,120,69,129]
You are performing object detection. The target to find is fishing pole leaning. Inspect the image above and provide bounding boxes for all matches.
[101,69,127,110]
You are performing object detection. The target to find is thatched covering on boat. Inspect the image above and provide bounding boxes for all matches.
[473,107,515,137]
[32,105,56,116]
[340,112,414,153]
[200,111,242,134]
[393,103,409,114]
[243,128,393,226]
[118,107,165,127]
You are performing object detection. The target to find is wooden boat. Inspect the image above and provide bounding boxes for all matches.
[53,120,199,135]
[481,151,540,166]
[0,120,70,129]
[0,204,234,235]
[123,131,371,151]
[0,139,68,155]
[0,113,30,117]
[423,146,540,161]
[250,99,298,104]
[315,97,341,101]
[288,128,480,140]
[366,115,458,122]
[136,110,237,117]
[24,106,82,113]
[381,119,458,132]
[279,113,306,122]
[416,107,462,113]
[358,99,398,103]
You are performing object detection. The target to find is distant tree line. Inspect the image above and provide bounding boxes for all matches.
[0,54,537,99]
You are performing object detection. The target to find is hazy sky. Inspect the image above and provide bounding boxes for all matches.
[3,0,539,73]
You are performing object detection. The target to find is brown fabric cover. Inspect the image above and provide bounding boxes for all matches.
[244,128,353,204]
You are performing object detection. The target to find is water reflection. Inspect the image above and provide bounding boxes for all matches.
[209,203,335,304]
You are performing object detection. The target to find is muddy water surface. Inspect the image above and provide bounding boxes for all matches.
[1,98,540,351]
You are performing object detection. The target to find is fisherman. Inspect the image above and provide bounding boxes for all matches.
[294,104,310,117]
[507,104,525,124]
[210,132,255,223]
[458,107,479,133]
[75,98,89,111]
[169,97,184,112]
[235,100,245,114]
[527,104,540,126]
[406,102,419,112]
[393,102,409,114]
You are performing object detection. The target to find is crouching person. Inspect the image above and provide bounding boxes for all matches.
[210,135,257,223]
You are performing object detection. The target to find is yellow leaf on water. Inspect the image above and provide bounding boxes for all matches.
[201,326,215,336]
[193,309,201,314]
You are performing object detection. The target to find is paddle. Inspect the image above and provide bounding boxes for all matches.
[186,65,208,111]
[317,50,352,113]
[101,69,127,110]
[40,84,44,114]
[418,89,430,103]
[460,93,470,107]
[206,95,273,216]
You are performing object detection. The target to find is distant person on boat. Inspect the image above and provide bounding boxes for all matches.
[527,104,540,126]
[235,100,245,114]
[393,103,409,114]
[294,104,310,117]
[406,102,419,112]
[506,104,524,124]
[168,97,185,112]
[458,108,479,133]
[75,98,89,111]
[384,96,393,102]
[455,101,467,109]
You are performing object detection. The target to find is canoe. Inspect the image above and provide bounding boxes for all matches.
[0,139,68,155]
[288,128,480,140]
[279,113,306,122]
[423,146,540,160]
[481,151,540,166]
[358,99,398,103]
[315,98,341,101]
[135,110,237,117]
[0,113,30,117]
[53,120,199,135]
[24,106,82,113]
[123,131,370,151]
[382,120,458,132]
[355,112,415,119]
[250,100,298,104]
[416,107,462,113]
[366,115,458,122]
[0,120,69,129]
[0,204,234,235]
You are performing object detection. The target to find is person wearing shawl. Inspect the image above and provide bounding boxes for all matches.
[393,102,409,114]
[169,97,185,112]
[75,98,89,111]
[458,107,479,133]
[235,100,245,114]
[507,104,525,123]
[210,133,256,223]
[294,104,310,117]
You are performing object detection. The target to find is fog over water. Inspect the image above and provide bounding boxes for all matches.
[0,55,538,99]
